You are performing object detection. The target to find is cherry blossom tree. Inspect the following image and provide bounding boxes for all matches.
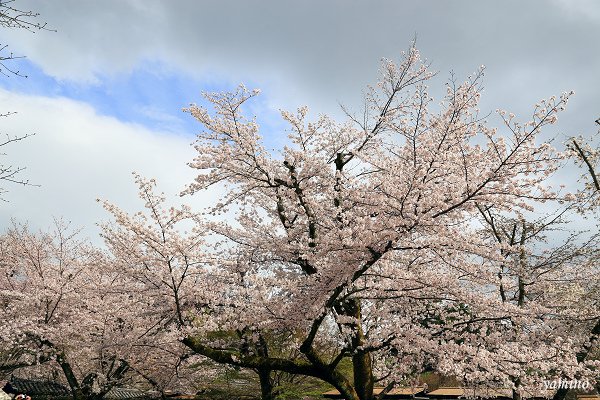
[553,127,600,400]
[173,44,592,400]
[0,221,189,400]
[99,174,216,397]
[100,174,328,399]
[474,201,600,400]
[0,221,107,395]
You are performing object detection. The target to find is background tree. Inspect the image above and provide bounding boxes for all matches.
[0,221,104,390]
[473,201,600,400]
[0,221,175,400]
[0,0,50,76]
[100,174,217,398]
[548,124,600,400]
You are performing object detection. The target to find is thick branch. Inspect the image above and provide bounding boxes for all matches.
[182,336,323,378]
[571,139,600,191]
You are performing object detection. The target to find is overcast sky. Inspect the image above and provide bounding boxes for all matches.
[1,0,599,241]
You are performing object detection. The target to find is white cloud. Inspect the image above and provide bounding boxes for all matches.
[0,89,214,242]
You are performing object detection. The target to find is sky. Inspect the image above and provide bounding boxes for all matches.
[0,0,599,242]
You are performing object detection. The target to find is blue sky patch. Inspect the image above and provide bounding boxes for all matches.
[0,58,288,144]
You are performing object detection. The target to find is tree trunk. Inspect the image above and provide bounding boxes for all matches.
[552,388,569,400]
[331,378,361,400]
[510,377,522,400]
[56,352,85,400]
[512,390,522,400]
[258,367,275,400]
[337,298,374,400]
[353,351,374,400]
[255,334,276,400]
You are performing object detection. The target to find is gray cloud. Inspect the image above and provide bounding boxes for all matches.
[4,1,599,117]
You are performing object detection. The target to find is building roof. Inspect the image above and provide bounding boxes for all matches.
[2,377,70,396]
[105,387,152,399]
[3,378,158,400]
